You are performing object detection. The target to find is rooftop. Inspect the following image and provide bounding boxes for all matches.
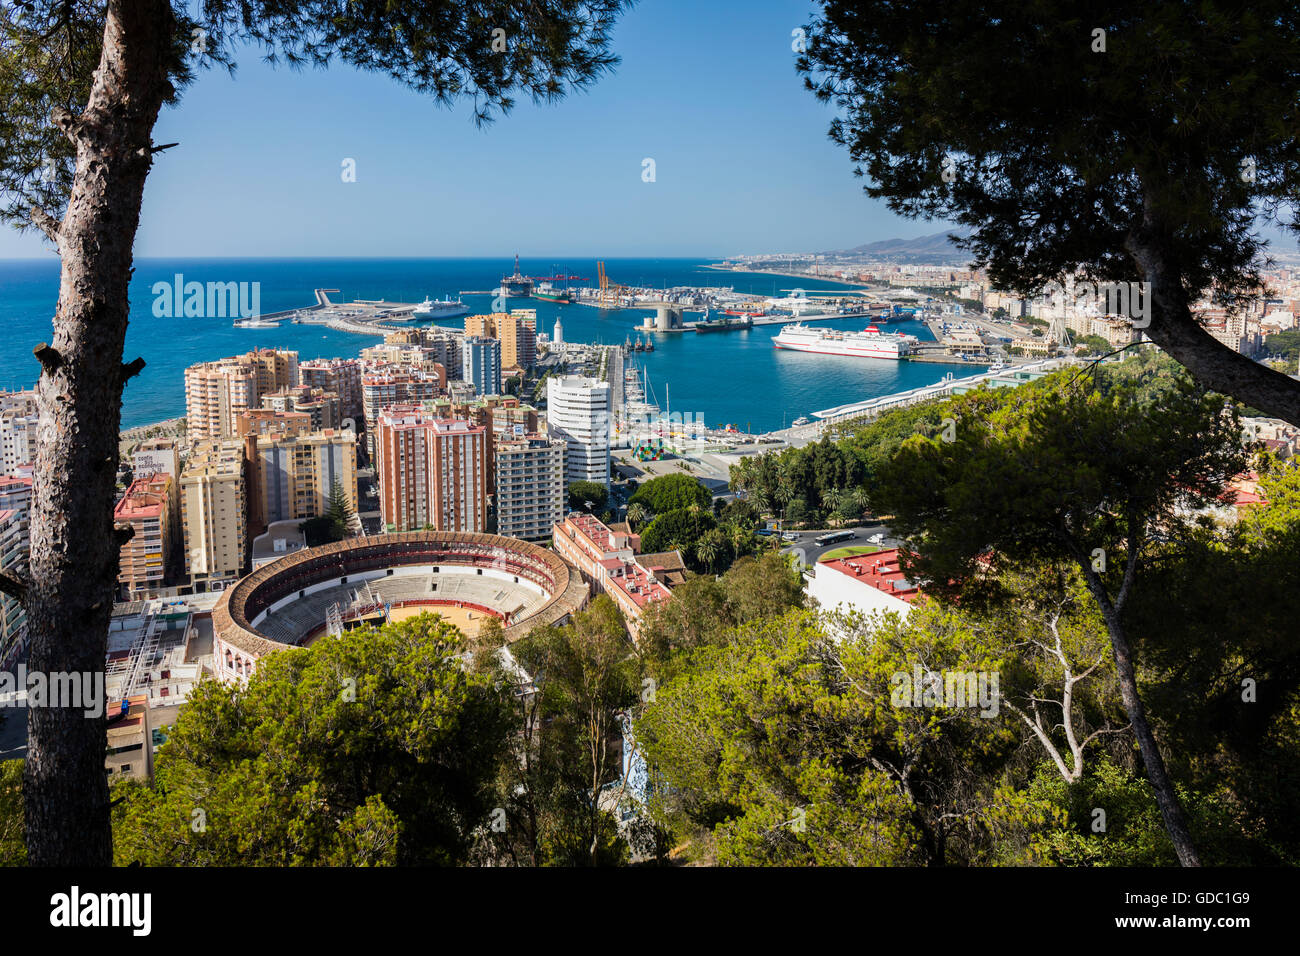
[819,548,922,604]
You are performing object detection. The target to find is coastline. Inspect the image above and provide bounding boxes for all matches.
[698,263,874,289]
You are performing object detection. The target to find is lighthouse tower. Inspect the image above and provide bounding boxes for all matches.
[553,317,564,346]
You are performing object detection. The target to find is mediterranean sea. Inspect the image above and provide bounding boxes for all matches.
[0,257,982,432]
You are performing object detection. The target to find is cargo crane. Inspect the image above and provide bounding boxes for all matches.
[596,260,628,310]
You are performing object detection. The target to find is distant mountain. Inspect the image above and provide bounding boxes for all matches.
[829,230,971,264]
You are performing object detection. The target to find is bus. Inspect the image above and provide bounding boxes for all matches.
[815,530,855,547]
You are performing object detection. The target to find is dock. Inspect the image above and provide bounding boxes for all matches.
[762,356,1079,446]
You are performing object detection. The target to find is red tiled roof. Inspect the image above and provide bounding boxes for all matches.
[819,548,921,604]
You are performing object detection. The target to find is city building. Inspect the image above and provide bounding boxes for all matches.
[0,474,33,520]
[382,327,462,378]
[179,439,247,591]
[808,549,921,620]
[361,368,445,459]
[0,507,29,667]
[374,406,488,532]
[115,472,179,600]
[495,432,566,540]
[244,427,358,537]
[261,384,341,432]
[299,357,362,420]
[465,310,537,371]
[184,348,299,441]
[551,512,679,639]
[0,389,37,473]
[546,375,611,488]
[462,336,503,397]
[235,408,314,440]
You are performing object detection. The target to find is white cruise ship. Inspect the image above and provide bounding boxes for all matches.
[412,296,469,319]
[773,323,918,360]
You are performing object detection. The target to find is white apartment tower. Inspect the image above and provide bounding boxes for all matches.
[546,375,611,488]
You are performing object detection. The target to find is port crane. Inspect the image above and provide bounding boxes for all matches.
[596,260,629,310]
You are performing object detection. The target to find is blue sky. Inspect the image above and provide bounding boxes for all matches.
[1,0,939,260]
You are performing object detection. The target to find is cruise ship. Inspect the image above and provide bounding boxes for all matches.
[412,296,469,319]
[773,323,918,360]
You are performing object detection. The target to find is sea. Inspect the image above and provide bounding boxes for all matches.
[0,257,983,433]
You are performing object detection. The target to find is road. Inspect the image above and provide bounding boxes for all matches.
[774,522,902,566]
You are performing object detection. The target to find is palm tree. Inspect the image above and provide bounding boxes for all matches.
[694,532,722,574]
[626,502,649,531]
[822,487,844,524]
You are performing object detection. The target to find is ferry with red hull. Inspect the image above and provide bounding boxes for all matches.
[773,322,918,360]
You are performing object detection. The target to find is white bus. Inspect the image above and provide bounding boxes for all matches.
[814,530,855,547]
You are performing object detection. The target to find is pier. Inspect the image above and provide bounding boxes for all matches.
[241,289,451,337]
[762,356,1079,446]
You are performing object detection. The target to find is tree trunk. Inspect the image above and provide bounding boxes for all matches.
[24,0,174,866]
[1126,206,1300,428]
[1086,579,1201,867]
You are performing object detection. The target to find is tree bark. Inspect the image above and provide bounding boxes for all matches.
[1126,207,1300,428]
[24,0,174,866]
[1080,556,1201,867]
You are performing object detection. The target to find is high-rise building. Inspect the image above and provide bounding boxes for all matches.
[115,472,178,599]
[465,311,536,371]
[462,336,502,397]
[0,507,29,667]
[299,357,362,420]
[244,427,358,537]
[546,375,611,488]
[184,349,299,441]
[0,389,38,473]
[375,406,487,532]
[180,439,247,591]
[381,329,462,379]
[261,384,341,432]
[361,368,445,459]
[494,431,566,541]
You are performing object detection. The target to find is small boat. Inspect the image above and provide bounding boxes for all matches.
[792,416,811,427]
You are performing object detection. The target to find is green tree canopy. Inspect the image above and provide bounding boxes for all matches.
[567,480,609,514]
[112,613,513,865]
[873,371,1245,865]
[628,472,711,515]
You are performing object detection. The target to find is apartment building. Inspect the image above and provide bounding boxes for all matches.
[551,512,680,639]
[0,389,37,473]
[244,427,358,537]
[546,375,611,487]
[234,408,314,440]
[381,328,462,379]
[375,406,487,533]
[462,336,502,397]
[464,311,536,371]
[299,357,362,420]
[184,349,299,440]
[361,367,445,459]
[115,472,179,600]
[180,439,247,591]
[495,432,566,541]
[261,384,341,432]
[0,507,28,667]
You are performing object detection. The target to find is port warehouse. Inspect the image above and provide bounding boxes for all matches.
[212,531,588,683]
